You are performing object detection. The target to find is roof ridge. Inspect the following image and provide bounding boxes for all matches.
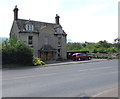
[17,18,56,25]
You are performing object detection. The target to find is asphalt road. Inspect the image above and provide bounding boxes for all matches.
[2,59,118,97]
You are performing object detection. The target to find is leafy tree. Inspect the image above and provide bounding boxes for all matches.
[2,36,33,65]
[67,42,82,51]
[98,40,111,48]
[107,47,118,53]
[67,40,118,53]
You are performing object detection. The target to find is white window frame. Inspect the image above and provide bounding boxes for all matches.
[26,24,34,31]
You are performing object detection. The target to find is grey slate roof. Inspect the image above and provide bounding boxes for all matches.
[16,19,67,36]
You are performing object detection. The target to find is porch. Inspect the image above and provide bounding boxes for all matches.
[39,45,57,61]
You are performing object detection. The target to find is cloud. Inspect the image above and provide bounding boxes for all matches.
[61,13,117,42]
[79,4,110,16]
[0,0,118,43]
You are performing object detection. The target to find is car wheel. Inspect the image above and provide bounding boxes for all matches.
[78,58,81,61]
[88,57,91,60]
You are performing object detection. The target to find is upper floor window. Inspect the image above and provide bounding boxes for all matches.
[26,24,34,31]
[58,37,61,47]
[44,36,49,45]
[28,36,33,45]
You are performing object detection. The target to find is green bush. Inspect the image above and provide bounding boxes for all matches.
[107,47,118,53]
[33,57,46,66]
[2,36,33,65]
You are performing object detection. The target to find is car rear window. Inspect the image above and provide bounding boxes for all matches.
[72,54,76,56]
[79,53,85,55]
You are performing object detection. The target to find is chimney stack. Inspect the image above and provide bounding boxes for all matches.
[55,14,60,24]
[13,5,19,20]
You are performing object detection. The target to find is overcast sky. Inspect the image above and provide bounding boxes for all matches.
[0,0,119,43]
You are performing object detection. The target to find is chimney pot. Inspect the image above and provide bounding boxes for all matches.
[55,14,60,24]
[13,5,19,20]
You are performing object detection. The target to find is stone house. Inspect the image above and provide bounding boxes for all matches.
[10,6,67,61]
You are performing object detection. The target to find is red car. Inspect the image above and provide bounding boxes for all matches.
[72,53,92,61]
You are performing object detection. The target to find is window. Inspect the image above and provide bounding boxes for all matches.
[26,24,34,31]
[57,28,63,33]
[28,36,33,45]
[44,37,49,45]
[58,49,61,57]
[58,37,61,46]
[80,53,86,55]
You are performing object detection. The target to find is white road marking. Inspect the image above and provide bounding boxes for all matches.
[2,66,117,81]
[78,66,115,72]
[93,88,118,97]
[2,73,56,81]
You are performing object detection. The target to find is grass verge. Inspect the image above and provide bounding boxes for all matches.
[2,64,33,69]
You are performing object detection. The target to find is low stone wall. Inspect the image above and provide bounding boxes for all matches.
[92,53,118,59]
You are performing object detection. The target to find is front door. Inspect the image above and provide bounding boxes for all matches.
[40,52,54,61]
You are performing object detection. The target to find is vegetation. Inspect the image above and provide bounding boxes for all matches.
[2,36,33,65]
[33,56,46,66]
[67,40,118,53]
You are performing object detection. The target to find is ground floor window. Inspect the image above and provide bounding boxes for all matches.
[58,49,61,57]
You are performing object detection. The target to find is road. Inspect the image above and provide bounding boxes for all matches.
[2,59,118,97]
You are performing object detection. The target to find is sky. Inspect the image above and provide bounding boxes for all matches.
[0,0,119,43]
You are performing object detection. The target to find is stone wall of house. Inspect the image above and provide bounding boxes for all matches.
[10,21,20,38]
[19,33,39,57]
[38,25,67,60]
[38,25,56,50]
[60,35,67,59]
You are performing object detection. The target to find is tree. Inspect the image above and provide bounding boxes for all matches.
[98,40,111,48]
[107,47,118,53]
[114,38,120,43]
[67,42,82,51]
[2,36,33,65]
[67,40,118,53]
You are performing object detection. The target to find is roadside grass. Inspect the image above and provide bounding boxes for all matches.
[2,63,46,69]
[92,55,118,60]
[2,64,33,69]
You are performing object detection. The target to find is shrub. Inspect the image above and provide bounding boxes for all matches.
[2,36,33,65]
[33,57,46,66]
[41,61,46,65]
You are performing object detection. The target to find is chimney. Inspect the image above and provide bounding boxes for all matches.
[13,5,19,20]
[55,14,60,24]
